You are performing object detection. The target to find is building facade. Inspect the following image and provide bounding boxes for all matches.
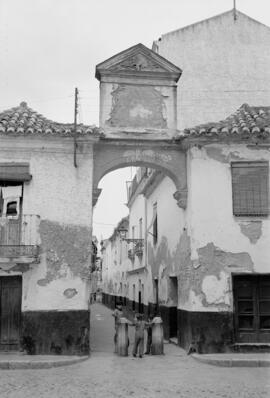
[101,104,270,353]
[2,8,270,355]
[0,102,98,355]
[153,9,270,130]
[101,217,130,309]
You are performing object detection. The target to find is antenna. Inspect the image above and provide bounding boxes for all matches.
[73,87,78,168]
[233,0,237,21]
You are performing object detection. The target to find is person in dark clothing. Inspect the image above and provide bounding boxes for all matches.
[112,304,123,353]
[144,314,154,354]
[131,314,148,358]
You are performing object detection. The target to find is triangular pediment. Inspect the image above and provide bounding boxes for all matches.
[95,43,182,82]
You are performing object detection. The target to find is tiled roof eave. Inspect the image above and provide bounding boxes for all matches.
[178,134,270,147]
[0,102,101,138]
[177,104,270,143]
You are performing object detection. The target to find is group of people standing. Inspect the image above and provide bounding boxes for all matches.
[113,304,155,358]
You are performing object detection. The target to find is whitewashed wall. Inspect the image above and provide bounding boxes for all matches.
[146,176,185,305]
[183,144,270,312]
[154,11,270,129]
[0,137,94,311]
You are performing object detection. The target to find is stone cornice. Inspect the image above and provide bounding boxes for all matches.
[96,43,182,83]
[0,136,96,154]
[99,71,180,86]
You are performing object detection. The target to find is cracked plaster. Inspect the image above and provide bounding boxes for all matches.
[239,221,262,244]
[148,232,254,310]
[37,220,92,287]
[205,146,244,163]
[107,84,167,128]
[63,288,78,299]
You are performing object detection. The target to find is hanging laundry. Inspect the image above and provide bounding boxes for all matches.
[2,185,22,199]
[1,185,22,218]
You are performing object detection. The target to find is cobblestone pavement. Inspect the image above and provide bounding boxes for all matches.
[0,303,269,398]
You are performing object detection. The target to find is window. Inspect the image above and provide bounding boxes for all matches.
[153,203,158,245]
[231,162,269,216]
[0,183,23,219]
[6,201,18,216]
[233,275,270,343]
[132,284,135,311]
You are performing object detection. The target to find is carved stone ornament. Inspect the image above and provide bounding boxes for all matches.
[173,189,188,209]
[113,53,165,72]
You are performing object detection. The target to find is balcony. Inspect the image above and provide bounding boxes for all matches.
[128,249,135,262]
[126,239,144,262]
[134,240,144,259]
[0,214,40,268]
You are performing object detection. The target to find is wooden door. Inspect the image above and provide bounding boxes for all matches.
[0,276,22,351]
[0,218,21,245]
[234,275,270,343]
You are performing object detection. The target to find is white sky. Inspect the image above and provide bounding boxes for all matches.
[1,0,270,241]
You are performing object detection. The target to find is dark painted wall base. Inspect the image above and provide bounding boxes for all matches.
[178,309,234,354]
[159,305,178,340]
[22,310,90,355]
[102,293,236,353]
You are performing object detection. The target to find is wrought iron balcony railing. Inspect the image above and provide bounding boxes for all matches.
[134,240,144,258]
[126,239,144,261]
[0,245,39,258]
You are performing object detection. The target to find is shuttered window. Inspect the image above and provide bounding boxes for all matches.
[231,162,269,216]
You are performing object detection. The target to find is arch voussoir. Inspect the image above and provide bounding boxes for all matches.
[93,141,187,209]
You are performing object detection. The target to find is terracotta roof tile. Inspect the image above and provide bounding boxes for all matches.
[181,104,270,140]
[0,102,100,137]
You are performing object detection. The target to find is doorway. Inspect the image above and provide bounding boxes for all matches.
[0,276,22,351]
[233,274,270,343]
[168,276,178,338]
[154,278,159,313]
[138,291,143,314]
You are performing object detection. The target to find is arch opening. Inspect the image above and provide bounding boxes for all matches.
[93,143,187,210]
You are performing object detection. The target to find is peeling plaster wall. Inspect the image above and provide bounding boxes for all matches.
[183,143,270,312]
[146,176,185,305]
[0,138,94,312]
[100,82,176,129]
[156,11,270,129]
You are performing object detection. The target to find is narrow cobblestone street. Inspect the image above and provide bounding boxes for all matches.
[0,303,269,398]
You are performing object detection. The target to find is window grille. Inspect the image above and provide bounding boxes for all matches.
[231,162,269,216]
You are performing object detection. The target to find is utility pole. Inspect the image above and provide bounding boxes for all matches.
[73,87,78,168]
[233,0,237,21]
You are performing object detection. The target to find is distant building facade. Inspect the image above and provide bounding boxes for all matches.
[101,217,129,308]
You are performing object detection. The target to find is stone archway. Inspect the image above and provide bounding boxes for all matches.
[93,43,187,208]
[93,139,187,209]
